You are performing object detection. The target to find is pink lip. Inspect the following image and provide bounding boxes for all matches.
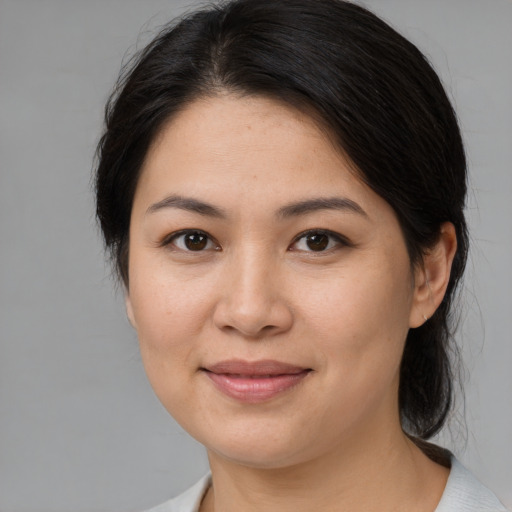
[202,359,312,403]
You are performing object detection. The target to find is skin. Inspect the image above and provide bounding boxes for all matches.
[126,94,457,511]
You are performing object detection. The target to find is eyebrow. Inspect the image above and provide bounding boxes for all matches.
[277,197,368,219]
[146,195,227,218]
[146,194,367,219]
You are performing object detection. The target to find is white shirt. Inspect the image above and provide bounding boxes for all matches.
[145,458,508,512]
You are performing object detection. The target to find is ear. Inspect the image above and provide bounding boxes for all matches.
[409,222,457,328]
[125,292,138,329]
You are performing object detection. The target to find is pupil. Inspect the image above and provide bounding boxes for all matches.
[185,232,207,251]
[306,233,329,251]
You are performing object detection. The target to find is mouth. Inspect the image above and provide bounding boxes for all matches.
[201,359,313,403]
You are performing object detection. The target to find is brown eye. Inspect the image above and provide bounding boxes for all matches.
[184,232,208,251]
[290,230,348,253]
[305,233,329,251]
[165,230,218,252]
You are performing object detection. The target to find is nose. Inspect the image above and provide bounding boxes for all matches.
[212,250,293,339]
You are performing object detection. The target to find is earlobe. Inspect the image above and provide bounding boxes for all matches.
[125,293,137,329]
[409,222,457,328]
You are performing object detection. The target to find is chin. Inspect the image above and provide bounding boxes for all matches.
[207,441,309,470]
[190,417,327,470]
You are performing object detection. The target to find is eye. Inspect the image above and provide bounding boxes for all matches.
[163,230,219,252]
[289,230,348,252]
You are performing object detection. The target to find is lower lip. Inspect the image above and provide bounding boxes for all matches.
[204,370,311,403]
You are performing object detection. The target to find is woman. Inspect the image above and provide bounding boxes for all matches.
[95,0,507,510]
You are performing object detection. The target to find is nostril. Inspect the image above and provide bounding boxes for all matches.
[217,323,281,339]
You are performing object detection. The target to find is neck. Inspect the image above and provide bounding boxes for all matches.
[201,425,449,512]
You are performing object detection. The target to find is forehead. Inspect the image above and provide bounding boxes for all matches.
[148,93,340,163]
[139,95,360,193]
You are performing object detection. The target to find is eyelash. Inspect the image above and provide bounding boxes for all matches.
[161,228,351,253]
[161,230,220,252]
[289,229,351,253]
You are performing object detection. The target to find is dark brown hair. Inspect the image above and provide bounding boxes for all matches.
[95,0,468,441]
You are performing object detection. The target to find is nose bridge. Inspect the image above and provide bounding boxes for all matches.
[228,243,275,319]
[214,242,292,337]
[236,241,272,295]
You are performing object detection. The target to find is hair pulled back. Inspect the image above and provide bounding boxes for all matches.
[95,0,468,442]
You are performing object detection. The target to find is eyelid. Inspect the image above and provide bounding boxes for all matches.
[160,229,221,251]
[289,228,352,252]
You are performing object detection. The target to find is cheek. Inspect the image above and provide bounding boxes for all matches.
[128,259,213,348]
[128,281,206,421]
[303,265,412,343]
[126,263,214,401]
[300,259,413,386]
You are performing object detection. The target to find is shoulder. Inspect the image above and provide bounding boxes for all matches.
[436,457,509,512]
[143,474,211,512]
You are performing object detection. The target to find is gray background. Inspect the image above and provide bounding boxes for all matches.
[0,0,510,510]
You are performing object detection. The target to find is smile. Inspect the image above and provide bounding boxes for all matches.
[201,359,312,403]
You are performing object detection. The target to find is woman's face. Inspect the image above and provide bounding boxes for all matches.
[126,95,424,468]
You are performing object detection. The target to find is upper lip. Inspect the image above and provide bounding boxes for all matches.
[203,359,310,376]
